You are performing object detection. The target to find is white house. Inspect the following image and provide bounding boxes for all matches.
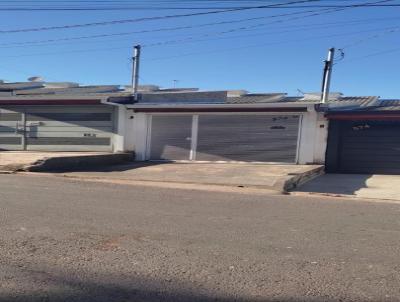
[114,89,330,165]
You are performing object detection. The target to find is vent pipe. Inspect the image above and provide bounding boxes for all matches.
[131,45,141,100]
[321,47,335,104]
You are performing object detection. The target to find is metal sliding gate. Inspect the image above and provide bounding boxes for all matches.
[0,105,115,152]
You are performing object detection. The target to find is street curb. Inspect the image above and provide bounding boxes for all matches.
[290,191,400,204]
[20,153,135,172]
[275,165,325,193]
[19,172,283,195]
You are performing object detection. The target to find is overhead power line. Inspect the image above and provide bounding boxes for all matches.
[2,20,398,60]
[0,1,398,10]
[341,27,400,50]
[0,7,341,47]
[339,46,400,64]
[2,14,398,49]
[0,0,394,33]
[140,0,396,48]
[0,0,393,48]
[0,0,317,34]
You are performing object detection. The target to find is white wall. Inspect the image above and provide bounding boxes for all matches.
[132,112,149,160]
[297,110,328,164]
[113,106,135,153]
[314,113,329,164]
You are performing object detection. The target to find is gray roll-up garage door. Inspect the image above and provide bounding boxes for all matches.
[196,115,300,162]
[0,105,115,152]
[327,120,400,174]
[150,115,193,160]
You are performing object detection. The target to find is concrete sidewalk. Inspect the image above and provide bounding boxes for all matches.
[44,162,324,192]
[294,173,400,202]
[0,151,133,172]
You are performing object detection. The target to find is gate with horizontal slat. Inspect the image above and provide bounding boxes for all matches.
[0,105,115,152]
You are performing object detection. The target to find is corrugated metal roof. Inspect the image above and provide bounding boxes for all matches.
[317,96,380,112]
[327,96,379,108]
[226,93,287,104]
[379,99,400,106]
[0,79,397,113]
[14,85,121,95]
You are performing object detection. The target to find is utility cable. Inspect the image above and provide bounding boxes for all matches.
[0,0,318,34]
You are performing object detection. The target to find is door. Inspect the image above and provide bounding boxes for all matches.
[0,108,25,150]
[149,115,193,160]
[195,115,300,162]
[326,120,400,174]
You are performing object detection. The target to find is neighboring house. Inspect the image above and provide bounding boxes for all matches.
[323,98,400,174]
[0,80,130,152]
[2,79,398,173]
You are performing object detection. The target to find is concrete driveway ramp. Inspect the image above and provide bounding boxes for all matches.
[51,162,324,193]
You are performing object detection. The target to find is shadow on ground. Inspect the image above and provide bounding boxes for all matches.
[48,161,167,173]
[0,275,343,302]
[296,173,373,195]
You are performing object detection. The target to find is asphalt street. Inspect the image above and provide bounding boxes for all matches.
[0,174,399,302]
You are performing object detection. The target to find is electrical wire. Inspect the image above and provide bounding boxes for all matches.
[0,2,398,10]
[140,1,395,48]
[0,0,394,34]
[1,23,397,60]
[0,0,317,34]
[0,7,349,47]
[145,25,400,61]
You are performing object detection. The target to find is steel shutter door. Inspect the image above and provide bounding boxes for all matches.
[196,115,300,162]
[330,121,400,174]
[25,105,114,152]
[150,115,192,160]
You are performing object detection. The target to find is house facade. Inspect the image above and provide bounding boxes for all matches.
[120,90,329,165]
[1,79,398,174]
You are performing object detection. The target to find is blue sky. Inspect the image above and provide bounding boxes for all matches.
[0,0,399,98]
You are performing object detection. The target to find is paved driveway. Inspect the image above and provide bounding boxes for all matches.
[296,173,400,201]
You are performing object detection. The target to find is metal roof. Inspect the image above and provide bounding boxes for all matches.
[324,99,400,115]
[0,79,397,113]
[226,93,287,104]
